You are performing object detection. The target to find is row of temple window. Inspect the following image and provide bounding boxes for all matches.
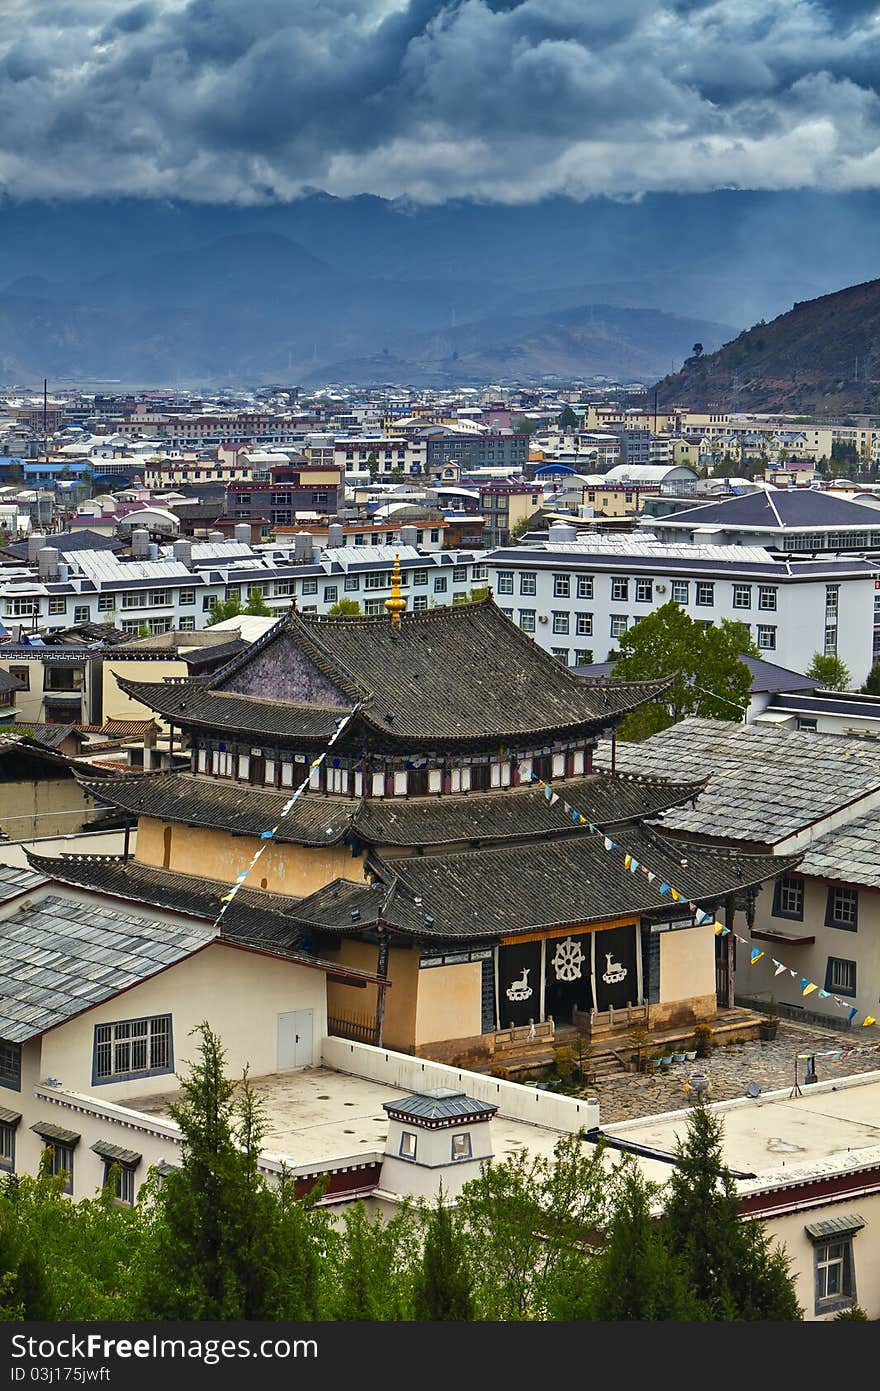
[195,748,583,794]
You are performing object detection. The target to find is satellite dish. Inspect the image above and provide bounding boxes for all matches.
[746,1082,761,1099]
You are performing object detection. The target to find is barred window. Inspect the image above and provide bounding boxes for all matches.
[93,1015,172,1084]
[0,1041,20,1091]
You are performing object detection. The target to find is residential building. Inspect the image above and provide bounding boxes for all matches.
[595,719,880,1030]
[486,534,879,683]
[647,488,880,553]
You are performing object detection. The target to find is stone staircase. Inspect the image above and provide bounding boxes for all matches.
[466,1007,768,1079]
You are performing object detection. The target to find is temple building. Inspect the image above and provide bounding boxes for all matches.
[30,577,796,1065]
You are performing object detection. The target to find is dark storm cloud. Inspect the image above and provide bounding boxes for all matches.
[2,0,880,202]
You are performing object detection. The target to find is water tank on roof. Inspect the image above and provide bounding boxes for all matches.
[37,547,59,580]
[207,530,223,544]
[27,532,46,562]
[57,562,69,584]
[548,523,577,544]
[148,543,159,561]
[173,539,192,567]
[327,523,344,548]
[131,528,150,558]
[399,525,418,547]
[234,523,251,545]
[293,531,314,564]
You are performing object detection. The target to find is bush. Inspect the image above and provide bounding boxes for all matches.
[694,1023,714,1058]
[834,1305,869,1320]
[489,1066,510,1080]
[553,1047,578,1081]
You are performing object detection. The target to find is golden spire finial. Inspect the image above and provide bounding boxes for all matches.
[384,552,407,630]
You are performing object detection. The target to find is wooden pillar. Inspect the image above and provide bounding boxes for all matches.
[493,946,501,1032]
[374,925,390,1047]
[635,920,644,1005]
[724,893,736,1010]
[539,938,547,1023]
[122,819,132,864]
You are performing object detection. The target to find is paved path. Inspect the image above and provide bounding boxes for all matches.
[567,1019,880,1123]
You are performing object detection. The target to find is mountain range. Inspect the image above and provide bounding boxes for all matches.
[1,189,879,388]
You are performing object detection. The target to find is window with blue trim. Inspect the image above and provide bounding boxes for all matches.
[93,1015,173,1085]
[0,1041,20,1092]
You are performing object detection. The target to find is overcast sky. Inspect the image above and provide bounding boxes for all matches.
[2,0,880,204]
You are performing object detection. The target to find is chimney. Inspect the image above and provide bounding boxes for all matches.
[234,523,251,545]
[293,531,314,564]
[38,546,59,580]
[131,528,150,558]
[398,524,418,547]
[327,522,344,548]
[28,532,46,562]
[173,539,193,568]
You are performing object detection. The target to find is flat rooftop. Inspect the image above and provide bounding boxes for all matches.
[605,1070,880,1185]
[128,1065,675,1180]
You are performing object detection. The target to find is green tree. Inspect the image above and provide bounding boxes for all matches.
[515,416,538,435]
[412,1188,474,1320]
[612,603,753,740]
[324,1200,418,1320]
[135,1023,325,1320]
[244,587,272,616]
[456,1131,609,1320]
[578,1157,696,1320]
[861,659,880,695]
[663,1101,802,1320]
[365,450,379,479]
[509,513,535,542]
[805,652,852,691]
[557,406,580,431]
[327,598,361,615]
[206,596,243,626]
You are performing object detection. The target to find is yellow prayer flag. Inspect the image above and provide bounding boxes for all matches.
[624,853,632,870]
[670,889,681,901]
[802,982,818,996]
[864,1016,877,1027]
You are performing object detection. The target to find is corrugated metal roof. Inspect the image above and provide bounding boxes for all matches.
[383,1090,497,1121]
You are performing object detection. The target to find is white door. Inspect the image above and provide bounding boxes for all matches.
[276,1010,314,1070]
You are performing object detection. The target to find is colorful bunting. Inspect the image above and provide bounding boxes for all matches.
[750,948,764,964]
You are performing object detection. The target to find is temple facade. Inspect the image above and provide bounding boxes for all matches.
[33,587,795,1064]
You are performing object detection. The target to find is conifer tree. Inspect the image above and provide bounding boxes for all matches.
[584,1156,695,1321]
[663,1101,802,1320]
[412,1188,474,1320]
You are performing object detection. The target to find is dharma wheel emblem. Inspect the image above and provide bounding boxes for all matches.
[552,937,585,982]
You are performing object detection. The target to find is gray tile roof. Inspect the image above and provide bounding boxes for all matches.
[595,720,880,846]
[0,863,49,904]
[81,771,705,850]
[0,893,214,1043]
[294,824,793,942]
[796,808,880,888]
[120,602,671,749]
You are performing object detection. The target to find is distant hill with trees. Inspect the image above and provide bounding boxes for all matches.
[652,278,880,416]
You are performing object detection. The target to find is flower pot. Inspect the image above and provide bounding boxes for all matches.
[685,1050,697,1061]
[673,1052,687,1063]
[659,1055,673,1068]
[760,1022,779,1042]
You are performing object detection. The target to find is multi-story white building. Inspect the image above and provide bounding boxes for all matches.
[486,532,879,682]
[0,540,488,639]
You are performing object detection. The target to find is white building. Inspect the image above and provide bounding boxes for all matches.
[0,538,489,638]
[486,533,878,683]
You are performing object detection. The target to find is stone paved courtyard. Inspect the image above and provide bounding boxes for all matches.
[571,1019,880,1123]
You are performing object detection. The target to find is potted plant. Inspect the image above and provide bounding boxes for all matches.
[760,997,780,1042]
[694,1022,714,1058]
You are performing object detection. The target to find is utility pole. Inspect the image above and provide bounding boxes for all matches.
[43,377,48,464]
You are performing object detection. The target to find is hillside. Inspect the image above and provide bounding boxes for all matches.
[302,304,732,387]
[652,278,880,415]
